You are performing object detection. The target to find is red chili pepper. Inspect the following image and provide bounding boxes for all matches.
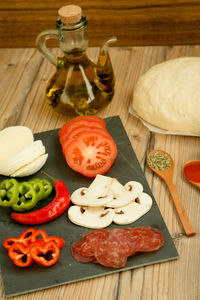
[30,241,60,267]
[8,243,33,267]
[3,228,36,250]
[11,180,70,224]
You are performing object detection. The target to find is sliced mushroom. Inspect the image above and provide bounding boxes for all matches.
[106,179,143,208]
[113,192,153,225]
[68,205,114,229]
[70,187,88,205]
[124,181,143,194]
[70,174,113,206]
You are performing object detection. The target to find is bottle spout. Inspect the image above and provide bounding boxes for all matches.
[95,37,117,92]
[100,36,117,55]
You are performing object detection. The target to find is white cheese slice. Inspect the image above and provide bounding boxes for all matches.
[11,153,48,177]
[0,140,45,176]
[0,126,34,163]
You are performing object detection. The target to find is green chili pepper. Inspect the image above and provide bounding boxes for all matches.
[0,179,19,207]
[11,182,38,212]
[29,178,53,199]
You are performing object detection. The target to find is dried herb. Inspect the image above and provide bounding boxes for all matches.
[148,151,172,170]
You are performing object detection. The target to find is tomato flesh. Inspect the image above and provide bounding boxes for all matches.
[59,116,106,142]
[64,131,117,177]
[61,125,112,150]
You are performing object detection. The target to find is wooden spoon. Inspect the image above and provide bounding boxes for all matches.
[183,160,200,190]
[147,149,195,237]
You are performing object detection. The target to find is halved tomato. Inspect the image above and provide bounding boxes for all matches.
[63,131,117,177]
[59,116,106,143]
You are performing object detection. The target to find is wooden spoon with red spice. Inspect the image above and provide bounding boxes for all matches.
[183,160,200,190]
[147,150,195,237]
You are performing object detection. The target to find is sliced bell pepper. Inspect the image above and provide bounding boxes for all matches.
[45,236,65,249]
[11,182,38,211]
[8,243,33,267]
[30,229,48,242]
[29,178,53,199]
[3,237,20,250]
[0,179,19,207]
[3,228,37,250]
[28,180,45,201]
[18,228,37,246]
[30,241,60,267]
[11,180,70,224]
[30,229,65,248]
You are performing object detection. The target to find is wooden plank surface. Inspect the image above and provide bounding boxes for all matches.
[1,0,200,47]
[0,45,199,300]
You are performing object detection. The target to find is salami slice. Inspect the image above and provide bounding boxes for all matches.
[125,226,164,252]
[71,226,164,268]
[81,229,109,257]
[95,235,128,268]
[108,229,137,256]
[71,240,94,263]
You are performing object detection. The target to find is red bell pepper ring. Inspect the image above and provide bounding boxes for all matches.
[3,228,36,250]
[3,237,20,251]
[30,241,60,267]
[11,180,70,225]
[8,243,33,267]
[19,228,37,246]
[45,236,65,249]
[30,229,65,248]
[30,229,48,242]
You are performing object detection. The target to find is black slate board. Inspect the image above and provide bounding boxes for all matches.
[0,116,178,297]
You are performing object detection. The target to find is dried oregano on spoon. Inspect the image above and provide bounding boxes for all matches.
[148,151,172,171]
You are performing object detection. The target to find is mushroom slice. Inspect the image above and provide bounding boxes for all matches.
[113,192,153,225]
[68,206,114,229]
[70,174,113,207]
[107,179,143,208]
[124,181,143,194]
[71,187,88,205]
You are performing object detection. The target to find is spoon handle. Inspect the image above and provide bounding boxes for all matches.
[166,180,195,236]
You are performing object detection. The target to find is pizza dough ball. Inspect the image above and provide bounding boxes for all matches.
[132,57,200,134]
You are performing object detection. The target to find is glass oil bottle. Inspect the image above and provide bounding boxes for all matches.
[36,5,117,116]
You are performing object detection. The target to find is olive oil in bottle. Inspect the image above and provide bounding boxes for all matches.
[36,5,116,116]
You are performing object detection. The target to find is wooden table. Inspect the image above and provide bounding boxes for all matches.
[0,45,199,300]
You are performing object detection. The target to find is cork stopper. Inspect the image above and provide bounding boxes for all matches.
[58,5,82,24]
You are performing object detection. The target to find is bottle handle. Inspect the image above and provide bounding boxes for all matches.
[36,29,59,66]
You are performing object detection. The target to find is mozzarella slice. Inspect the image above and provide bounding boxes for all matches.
[68,206,114,229]
[11,153,48,177]
[113,192,153,225]
[0,140,45,176]
[0,126,34,163]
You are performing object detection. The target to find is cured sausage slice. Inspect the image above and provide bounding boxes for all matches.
[125,226,164,252]
[108,229,137,256]
[81,228,109,257]
[95,235,128,268]
[71,226,164,268]
[71,240,94,263]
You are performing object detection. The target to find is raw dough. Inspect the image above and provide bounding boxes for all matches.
[132,57,200,134]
